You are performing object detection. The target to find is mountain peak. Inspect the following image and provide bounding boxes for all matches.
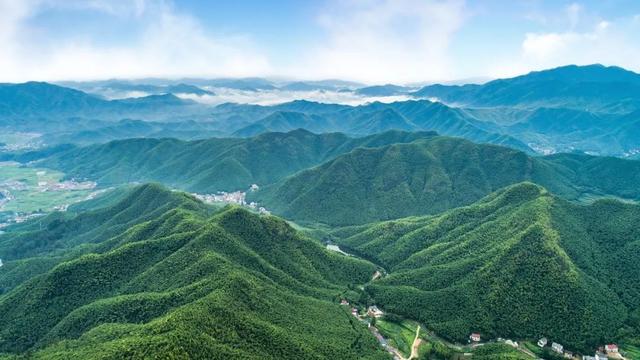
[514,63,640,84]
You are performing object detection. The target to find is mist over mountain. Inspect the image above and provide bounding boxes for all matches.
[2,63,640,360]
[4,65,640,158]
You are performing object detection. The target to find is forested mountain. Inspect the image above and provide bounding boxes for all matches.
[413,64,640,111]
[253,136,640,225]
[0,82,208,124]
[232,111,335,137]
[0,184,386,359]
[225,100,532,152]
[39,129,437,192]
[6,70,640,158]
[68,81,214,96]
[355,84,412,96]
[332,182,640,351]
[37,119,225,146]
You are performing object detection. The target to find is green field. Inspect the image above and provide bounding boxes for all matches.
[0,163,93,215]
[622,344,640,360]
[376,318,421,357]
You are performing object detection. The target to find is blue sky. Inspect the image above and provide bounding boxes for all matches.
[1,0,639,83]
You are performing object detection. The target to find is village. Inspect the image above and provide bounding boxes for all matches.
[332,266,631,360]
[192,184,271,215]
[35,176,97,192]
[345,298,628,360]
[0,166,101,229]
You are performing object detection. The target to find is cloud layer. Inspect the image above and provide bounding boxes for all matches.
[296,0,467,83]
[489,2,640,78]
[0,0,271,81]
[1,0,640,83]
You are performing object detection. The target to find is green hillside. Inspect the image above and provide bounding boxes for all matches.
[40,129,437,192]
[0,184,387,359]
[332,183,640,351]
[253,136,640,225]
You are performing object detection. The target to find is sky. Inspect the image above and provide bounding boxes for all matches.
[1,0,639,84]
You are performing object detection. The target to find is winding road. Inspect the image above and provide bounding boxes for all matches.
[408,325,422,359]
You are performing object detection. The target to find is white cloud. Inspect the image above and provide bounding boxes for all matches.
[489,14,640,78]
[291,0,467,84]
[177,89,413,106]
[0,0,272,81]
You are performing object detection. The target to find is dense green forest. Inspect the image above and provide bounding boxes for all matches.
[253,135,640,225]
[332,182,640,351]
[0,184,387,359]
[38,129,437,192]
[2,64,640,359]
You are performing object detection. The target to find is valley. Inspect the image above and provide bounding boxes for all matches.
[0,162,100,229]
[1,64,640,360]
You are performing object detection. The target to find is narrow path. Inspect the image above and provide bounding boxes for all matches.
[409,325,422,359]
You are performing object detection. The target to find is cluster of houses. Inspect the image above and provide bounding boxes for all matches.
[193,184,270,215]
[537,337,621,360]
[37,179,97,192]
[581,344,620,360]
[342,302,385,320]
[367,305,384,318]
[194,190,247,205]
[0,212,44,229]
[342,301,624,360]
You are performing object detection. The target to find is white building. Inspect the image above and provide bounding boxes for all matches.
[538,338,548,347]
[367,306,384,318]
[505,340,518,348]
[552,342,564,354]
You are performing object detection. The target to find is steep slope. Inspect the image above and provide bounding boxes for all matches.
[347,108,418,135]
[38,119,225,146]
[385,100,532,152]
[216,100,531,152]
[0,184,208,293]
[253,136,640,225]
[40,130,440,192]
[0,82,210,128]
[333,183,640,351]
[0,82,106,118]
[232,111,334,137]
[0,184,386,359]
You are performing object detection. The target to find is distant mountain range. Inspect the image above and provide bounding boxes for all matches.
[7,129,635,228]
[0,82,209,124]
[413,64,640,111]
[218,65,640,157]
[2,63,640,359]
[251,133,640,225]
[36,130,438,192]
[3,65,640,158]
